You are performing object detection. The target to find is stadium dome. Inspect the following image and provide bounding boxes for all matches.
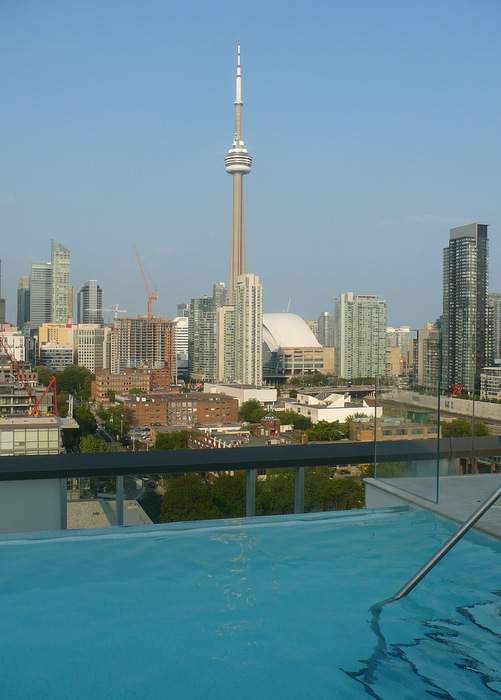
[263,313,321,352]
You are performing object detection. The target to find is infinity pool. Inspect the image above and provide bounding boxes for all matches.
[0,507,499,698]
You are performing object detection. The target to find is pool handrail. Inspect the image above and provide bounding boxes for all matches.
[392,483,501,601]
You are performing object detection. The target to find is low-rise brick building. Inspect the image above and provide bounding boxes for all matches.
[91,368,174,402]
[123,392,239,428]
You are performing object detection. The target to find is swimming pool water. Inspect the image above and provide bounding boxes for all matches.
[0,506,499,699]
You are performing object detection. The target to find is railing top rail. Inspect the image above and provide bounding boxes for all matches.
[0,436,500,481]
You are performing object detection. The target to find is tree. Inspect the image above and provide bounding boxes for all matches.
[275,410,312,431]
[256,470,295,515]
[306,420,348,442]
[138,490,163,523]
[105,390,116,402]
[57,365,93,400]
[74,404,97,436]
[79,435,111,453]
[239,399,266,423]
[161,474,217,522]
[128,387,146,395]
[211,472,246,518]
[35,365,53,386]
[155,431,190,450]
[442,419,489,437]
[305,468,364,511]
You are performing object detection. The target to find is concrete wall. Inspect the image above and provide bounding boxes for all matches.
[385,389,501,422]
[0,480,63,534]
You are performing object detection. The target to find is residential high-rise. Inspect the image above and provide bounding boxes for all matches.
[77,280,103,326]
[29,262,52,328]
[306,319,319,339]
[188,297,216,381]
[0,260,6,324]
[488,292,501,361]
[225,44,252,304]
[112,317,174,382]
[442,223,491,392]
[335,293,386,380]
[415,321,441,390]
[234,274,263,386]
[216,305,236,382]
[51,240,71,324]
[317,311,335,347]
[17,276,30,329]
[385,326,414,374]
[213,282,228,308]
[173,316,189,380]
[176,303,190,318]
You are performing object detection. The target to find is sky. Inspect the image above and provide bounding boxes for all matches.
[1,0,501,328]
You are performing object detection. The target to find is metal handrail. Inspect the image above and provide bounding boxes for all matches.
[393,484,501,601]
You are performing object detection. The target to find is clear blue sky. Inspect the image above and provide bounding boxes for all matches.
[1,0,500,327]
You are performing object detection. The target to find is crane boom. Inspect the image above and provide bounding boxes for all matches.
[133,247,158,318]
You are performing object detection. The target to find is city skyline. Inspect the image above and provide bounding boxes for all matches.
[1,2,501,326]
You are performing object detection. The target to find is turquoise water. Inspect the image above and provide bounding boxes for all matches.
[0,507,499,699]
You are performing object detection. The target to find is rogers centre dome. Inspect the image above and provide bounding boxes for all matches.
[263,313,321,352]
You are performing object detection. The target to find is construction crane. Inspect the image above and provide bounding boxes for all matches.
[0,335,58,416]
[88,305,127,322]
[133,247,158,319]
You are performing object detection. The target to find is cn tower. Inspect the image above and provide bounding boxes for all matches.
[225,43,252,304]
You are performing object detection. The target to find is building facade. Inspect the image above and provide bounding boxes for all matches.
[216,305,236,382]
[173,316,189,380]
[91,368,173,402]
[234,274,263,386]
[480,364,501,401]
[30,263,52,329]
[335,293,386,380]
[188,297,217,381]
[317,311,335,347]
[442,223,491,392]
[112,317,174,380]
[77,280,103,326]
[17,276,30,329]
[74,325,110,373]
[488,292,501,362]
[415,321,441,390]
[51,240,71,324]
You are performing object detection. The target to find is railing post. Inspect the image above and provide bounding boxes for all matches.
[294,467,304,514]
[59,478,67,530]
[116,475,124,526]
[246,469,256,517]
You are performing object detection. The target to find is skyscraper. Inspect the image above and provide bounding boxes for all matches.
[173,316,189,380]
[216,305,236,382]
[188,297,217,381]
[0,260,6,324]
[442,223,491,392]
[29,262,52,328]
[213,282,228,308]
[415,321,441,390]
[51,240,71,324]
[488,292,501,361]
[335,293,386,380]
[77,280,103,326]
[234,274,263,386]
[17,276,30,329]
[225,44,252,304]
[317,311,335,347]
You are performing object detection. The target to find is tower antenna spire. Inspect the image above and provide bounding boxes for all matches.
[225,42,252,304]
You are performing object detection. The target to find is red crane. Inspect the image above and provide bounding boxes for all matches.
[133,247,159,319]
[0,335,58,416]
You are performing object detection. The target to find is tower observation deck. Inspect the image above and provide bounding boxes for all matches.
[225,43,252,304]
